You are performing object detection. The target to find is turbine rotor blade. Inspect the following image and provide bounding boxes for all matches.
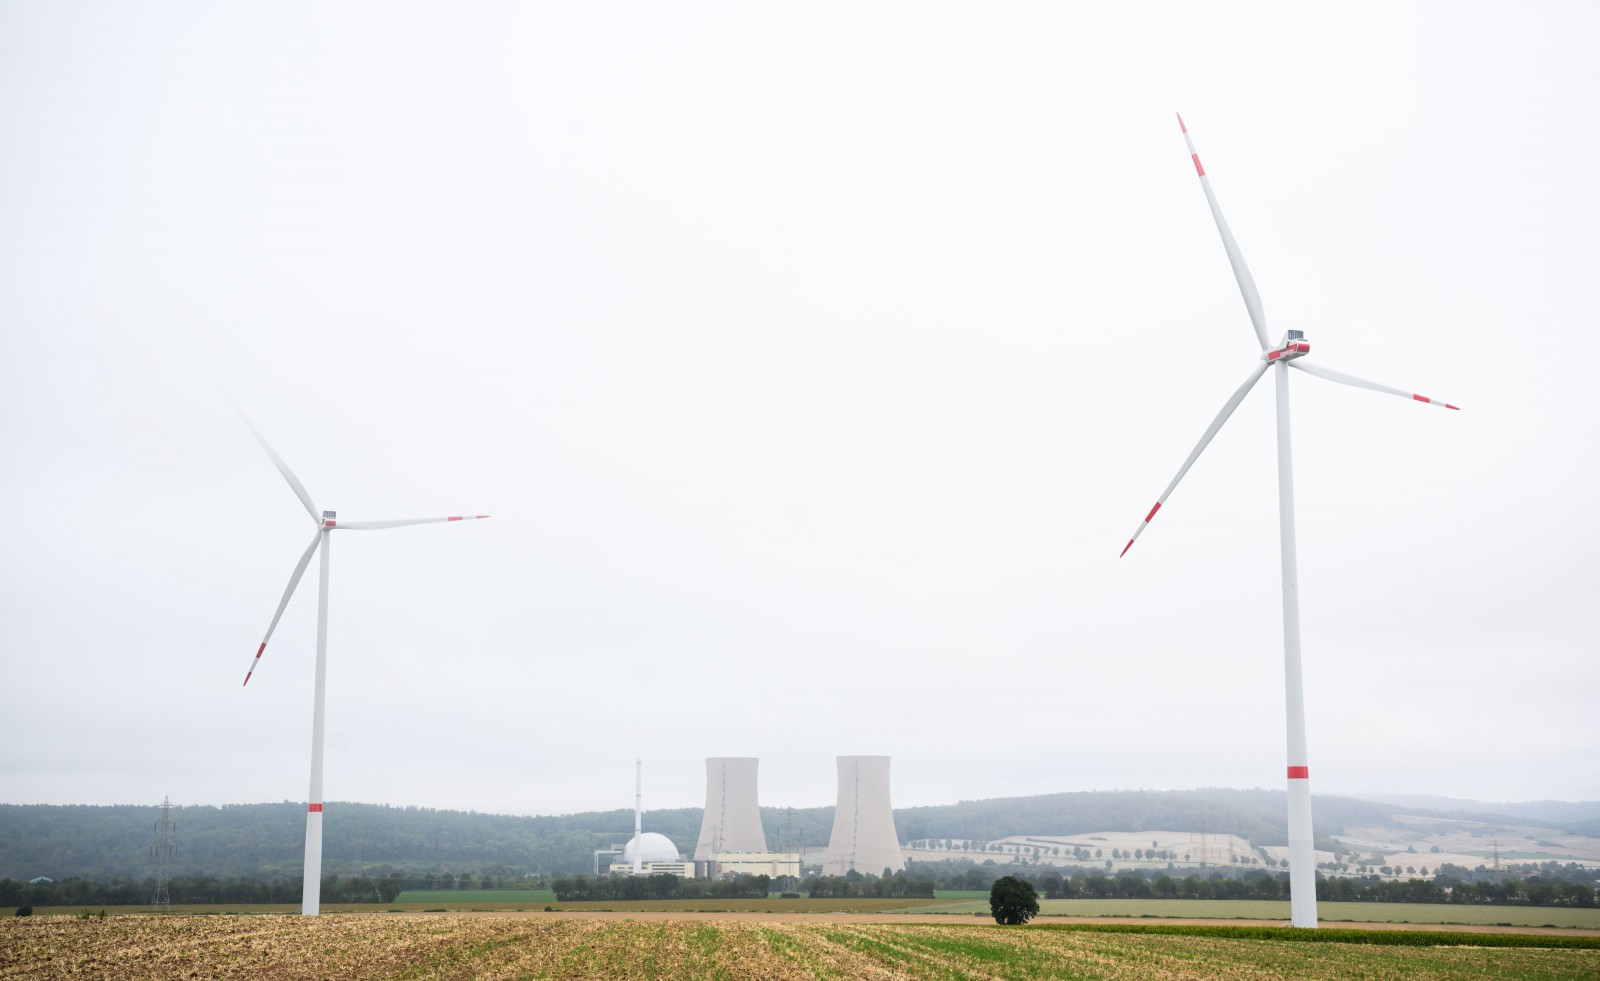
[334,515,490,531]
[1288,360,1459,410]
[1178,113,1270,351]
[243,530,322,686]
[1121,361,1271,557]
[237,411,321,523]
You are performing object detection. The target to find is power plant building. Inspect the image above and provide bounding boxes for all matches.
[607,832,694,877]
[822,755,905,875]
[694,758,768,859]
[693,757,801,879]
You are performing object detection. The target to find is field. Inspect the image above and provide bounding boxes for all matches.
[22,897,937,917]
[3,915,1597,979]
[24,897,1600,929]
[392,889,558,904]
[903,898,1600,930]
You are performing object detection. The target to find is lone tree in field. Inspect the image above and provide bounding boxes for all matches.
[988,875,1039,925]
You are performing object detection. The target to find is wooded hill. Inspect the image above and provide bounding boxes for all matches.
[2,789,1587,881]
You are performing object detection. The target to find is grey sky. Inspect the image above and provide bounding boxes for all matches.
[2,1,1595,818]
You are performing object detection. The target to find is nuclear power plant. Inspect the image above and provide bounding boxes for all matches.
[694,758,768,859]
[822,755,905,875]
[692,757,800,880]
[596,754,901,880]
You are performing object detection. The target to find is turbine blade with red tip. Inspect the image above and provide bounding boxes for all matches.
[1121,361,1270,557]
[334,515,491,531]
[243,531,322,686]
[1178,113,1269,351]
[237,411,321,523]
[1288,361,1460,410]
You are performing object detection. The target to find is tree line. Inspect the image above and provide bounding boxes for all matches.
[0,874,408,908]
[550,874,771,901]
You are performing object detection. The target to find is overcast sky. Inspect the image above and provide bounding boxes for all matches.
[2,1,1595,821]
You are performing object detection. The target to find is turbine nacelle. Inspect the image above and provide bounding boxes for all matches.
[321,510,337,528]
[1264,330,1310,364]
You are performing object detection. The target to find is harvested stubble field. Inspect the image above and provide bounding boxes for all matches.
[4,915,1599,980]
[902,898,1600,930]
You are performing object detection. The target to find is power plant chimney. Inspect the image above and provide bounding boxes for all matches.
[633,758,643,875]
[694,757,768,862]
[823,755,904,875]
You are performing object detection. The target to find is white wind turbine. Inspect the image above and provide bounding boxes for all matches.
[1121,115,1459,929]
[239,416,488,916]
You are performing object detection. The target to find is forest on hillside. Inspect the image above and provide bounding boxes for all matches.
[0,789,1582,882]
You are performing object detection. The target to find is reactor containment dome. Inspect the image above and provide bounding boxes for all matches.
[622,832,682,866]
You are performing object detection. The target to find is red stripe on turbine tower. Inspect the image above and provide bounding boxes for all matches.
[1287,766,1310,779]
[308,803,323,812]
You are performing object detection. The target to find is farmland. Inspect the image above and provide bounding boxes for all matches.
[903,898,1600,929]
[21,896,1600,927]
[3,915,1598,979]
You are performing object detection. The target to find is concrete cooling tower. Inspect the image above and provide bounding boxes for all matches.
[693,757,768,861]
[822,755,904,875]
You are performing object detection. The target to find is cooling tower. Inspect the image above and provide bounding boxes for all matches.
[822,755,904,875]
[693,757,768,861]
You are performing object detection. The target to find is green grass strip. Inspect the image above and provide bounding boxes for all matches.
[1025,922,1600,950]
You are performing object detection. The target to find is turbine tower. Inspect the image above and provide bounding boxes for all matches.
[694,758,767,863]
[1120,115,1459,929]
[822,756,903,876]
[238,415,488,916]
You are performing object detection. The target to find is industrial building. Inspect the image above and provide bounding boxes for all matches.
[822,755,905,875]
[694,758,768,860]
[597,759,698,877]
[608,832,694,877]
[692,756,800,879]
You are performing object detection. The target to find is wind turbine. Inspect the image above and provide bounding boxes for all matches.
[239,416,488,916]
[1121,115,1458,929]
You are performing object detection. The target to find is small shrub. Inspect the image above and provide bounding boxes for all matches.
[15,906,31,917]
[780,892,801,899]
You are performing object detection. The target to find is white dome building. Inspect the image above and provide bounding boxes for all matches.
[622,832,682,866]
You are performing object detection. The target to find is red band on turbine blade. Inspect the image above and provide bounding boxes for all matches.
[308,803,323,813]
[242,672,253,687]
[255,642,266,659]
[1145,502,1161,523]
[1177,113,1187,133]
[1192,154,1205,177]
[448,516,462,521]
[1287,766,1310,779]
[1446,404,1460,410]
[1120,539,1135,558]
[1412,394,1427,403]
[476,514,490,519]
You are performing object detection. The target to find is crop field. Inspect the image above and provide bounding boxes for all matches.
[3,915,1598,979]
[392,889,558,904]
[902,898,1600,929]
[22,897,938,918]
